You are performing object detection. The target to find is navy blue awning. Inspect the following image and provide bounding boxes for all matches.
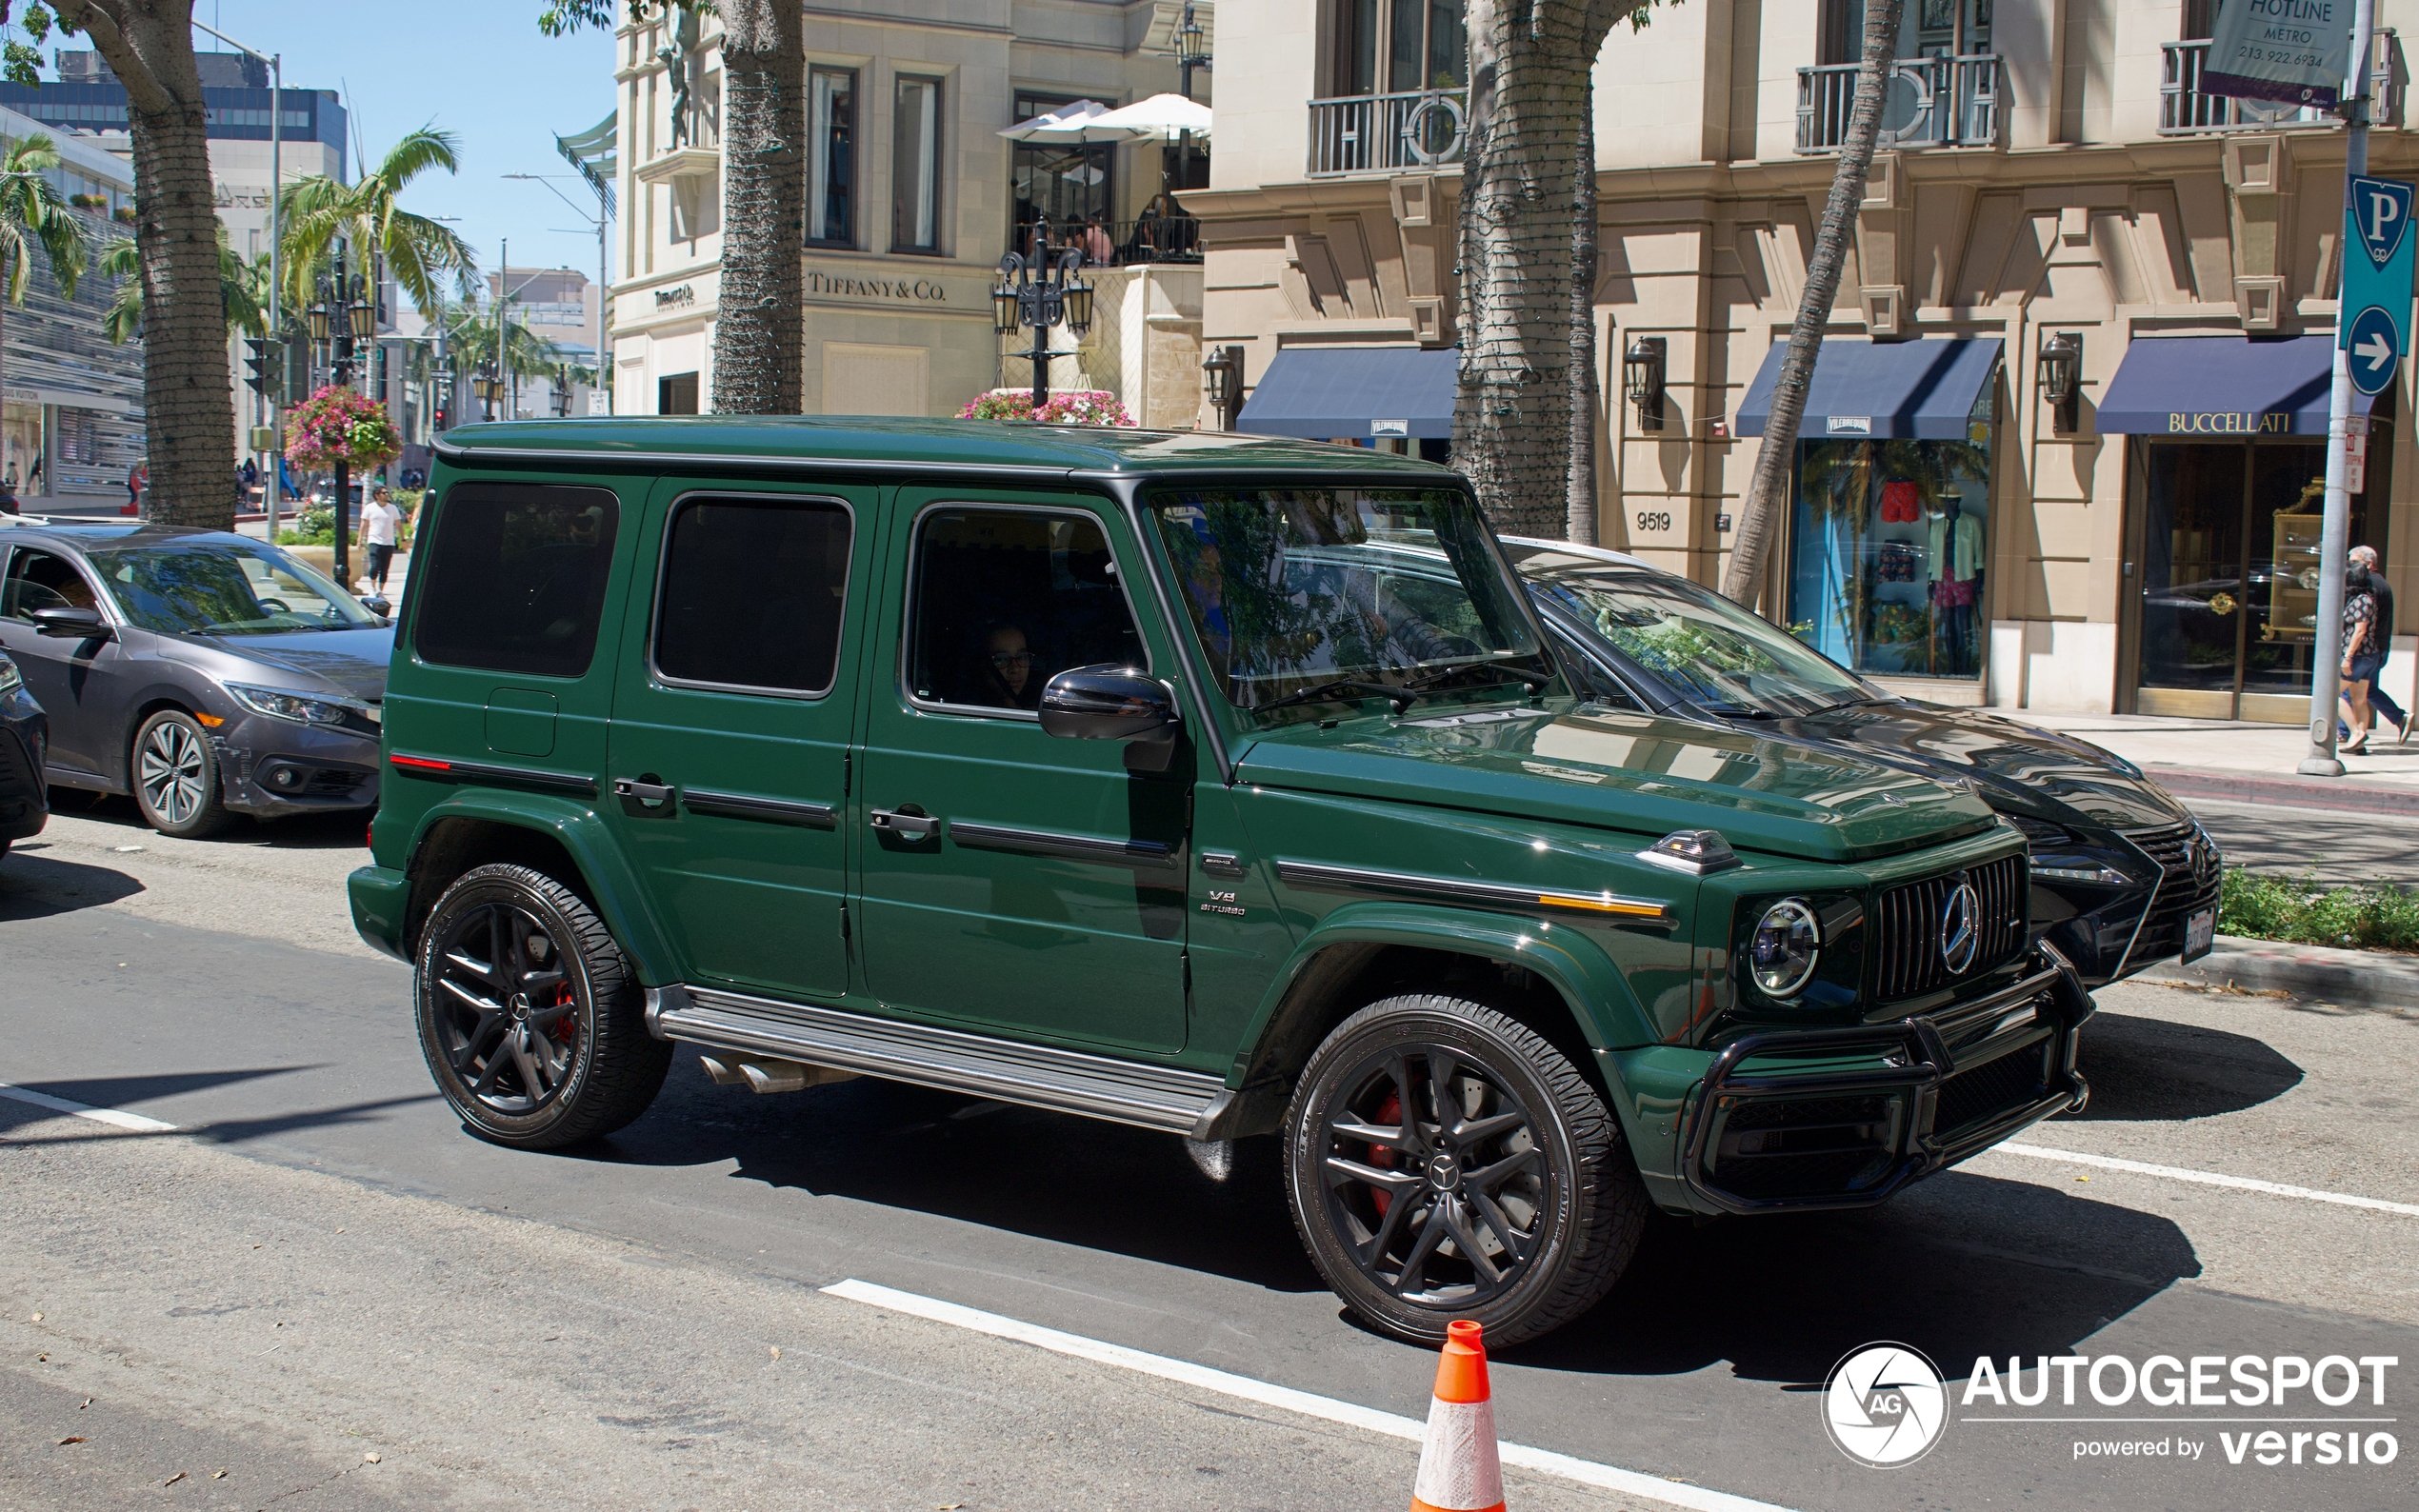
[2096,334,2376,435]
[1236,346,1458,440]
[1735,338,2003,441]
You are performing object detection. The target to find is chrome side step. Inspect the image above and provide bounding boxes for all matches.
[646,984,1231,1137]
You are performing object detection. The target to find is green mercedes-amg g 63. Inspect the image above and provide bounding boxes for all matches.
[350,419,2090,1346]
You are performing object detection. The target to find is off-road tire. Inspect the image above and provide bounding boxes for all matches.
[130,709,233,838]
[415,863,671,1149]
[1284,994,1649,1348]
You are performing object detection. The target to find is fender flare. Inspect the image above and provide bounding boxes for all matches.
[1228,900,1661,1087]
[401,792,675,985]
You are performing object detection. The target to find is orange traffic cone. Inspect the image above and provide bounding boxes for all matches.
[1411,1319,1505,1512]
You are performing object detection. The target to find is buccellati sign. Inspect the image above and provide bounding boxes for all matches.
[807,269,950,304]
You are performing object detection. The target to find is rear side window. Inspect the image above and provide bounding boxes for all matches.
[413,483,620,677]
[652,495,853,695]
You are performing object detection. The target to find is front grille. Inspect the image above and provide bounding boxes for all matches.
[1713,1094,1895,1199]
[2119,822,2223,973]
[1874,853,2029,1000]
[1932,1041,2050,1136]
[304,767,368,797]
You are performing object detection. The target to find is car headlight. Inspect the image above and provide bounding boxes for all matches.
[224,682,362,726]
[0,651,19,695]
[1749,898,1823,998]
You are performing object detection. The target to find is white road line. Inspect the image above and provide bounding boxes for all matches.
[1993,1142,2419,1217]
[823,1278,1798,1512]
[0,1083,179,1133]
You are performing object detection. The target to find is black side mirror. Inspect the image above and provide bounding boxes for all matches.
[30,606,110,639]
[1039,665,1182,771]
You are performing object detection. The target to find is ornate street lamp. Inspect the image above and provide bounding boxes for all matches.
[1624,335,1667,434]
[1175,3,1211,194]
[473,361,503,422]
[1201,344,1242,430]
[550,364,573,418]
[991,225,1093,410]
[2038,329,2083,434]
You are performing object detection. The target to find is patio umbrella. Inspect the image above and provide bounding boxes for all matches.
[1083,92,1211,143]
[996,99,1130,143]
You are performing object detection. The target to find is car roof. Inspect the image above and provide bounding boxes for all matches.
[0,519,250,552]
[1498,535,1651,571]
[433,415,1459,480]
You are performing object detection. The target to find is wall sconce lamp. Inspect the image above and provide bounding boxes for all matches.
[2039,329,2083,433]
[1624,335,1667,433]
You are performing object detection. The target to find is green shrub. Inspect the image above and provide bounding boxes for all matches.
[2215,866,2419,952]
[275,507,339,547]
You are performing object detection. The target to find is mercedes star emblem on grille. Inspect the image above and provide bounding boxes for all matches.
[1939,876,1982,975]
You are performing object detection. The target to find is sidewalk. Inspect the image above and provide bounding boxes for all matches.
[2016,710,2419,816]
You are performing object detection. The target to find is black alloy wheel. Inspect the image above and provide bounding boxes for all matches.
[1286,994,1648,1347]
[415,863,670,1148]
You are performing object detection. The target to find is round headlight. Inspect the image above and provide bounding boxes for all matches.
[1749,898,1822,998]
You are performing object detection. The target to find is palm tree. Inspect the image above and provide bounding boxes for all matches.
[99,229,266,345]
[278,126,477,320]
[1722,0,1911,608]
[0,132,91,470]
[542,0,803,414]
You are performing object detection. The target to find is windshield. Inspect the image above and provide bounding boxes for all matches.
[86,542,376,636]
[1147,487,1550,717]
[1527,560,1870,715]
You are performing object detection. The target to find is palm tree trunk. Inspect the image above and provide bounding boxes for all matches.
[58,1,236,531]
[1567,101,1598,547]
[1720,0,1909,608]
[1455,2,1640,539]
[712,0,806,414]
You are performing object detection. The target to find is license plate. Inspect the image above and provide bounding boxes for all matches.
[2183,906,2216,962]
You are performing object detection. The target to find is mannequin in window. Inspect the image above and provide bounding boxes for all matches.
[1929,496,1983,669]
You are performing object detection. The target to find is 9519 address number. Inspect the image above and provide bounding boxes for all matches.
[1634,511,1673,533]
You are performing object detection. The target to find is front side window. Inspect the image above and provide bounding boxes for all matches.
[892,76,942,252]
[1146,487,1548,719]
[413,484,621,678]
[653,496,853,695]
[1528,562,1868,717]
[0,547,102,620]
[906,507,1144,714]
[809,67,856,246]
[82,541,374,636]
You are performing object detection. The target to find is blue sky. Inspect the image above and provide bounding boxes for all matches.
[32,2,622,290]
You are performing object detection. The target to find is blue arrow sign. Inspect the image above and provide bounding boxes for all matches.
[2349,305,2400,396]
[2340,177,2417,399]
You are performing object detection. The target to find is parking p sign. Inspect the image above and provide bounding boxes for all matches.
[2342,176,2416,397]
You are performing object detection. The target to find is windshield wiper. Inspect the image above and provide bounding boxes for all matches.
[1252,679,1417,715]
[1404,656,1548,695]
[1701,702,1776,720]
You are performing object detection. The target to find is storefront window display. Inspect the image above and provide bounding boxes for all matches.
[1786,422,1993,681]
[2,402,42,500]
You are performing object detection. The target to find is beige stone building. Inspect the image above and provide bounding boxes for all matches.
[609,1,1214,429]
[1198,0,2419,720]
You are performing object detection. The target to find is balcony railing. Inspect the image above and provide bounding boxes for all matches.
[1795,55,2001,152]
[2158,38,2398,133]
[1015,215,1203,268]
[1307,89,1470,176]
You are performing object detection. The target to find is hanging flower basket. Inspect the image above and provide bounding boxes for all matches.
[958,388,1135,428]
[285,386,402,472]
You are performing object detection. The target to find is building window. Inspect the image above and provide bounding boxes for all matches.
[892,75,943,253]
[809,68,856,247]
[1010,91,1111,254]
[658,372,699,415]
[1330,0,1467,94]
[56,408,101,464]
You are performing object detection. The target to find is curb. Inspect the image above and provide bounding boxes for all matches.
[2144,766,2419,818]
[2138,934,2419,1009]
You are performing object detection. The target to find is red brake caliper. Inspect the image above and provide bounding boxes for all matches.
[1369,1091,1401,1217]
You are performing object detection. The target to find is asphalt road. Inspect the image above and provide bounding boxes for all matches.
[3,799,2415,1511]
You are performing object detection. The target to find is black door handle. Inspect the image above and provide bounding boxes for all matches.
[612,776,676,807]
[870,807,939,841]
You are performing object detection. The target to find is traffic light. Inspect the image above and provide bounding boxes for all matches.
[243,336,282,396]
[280,337,310,405]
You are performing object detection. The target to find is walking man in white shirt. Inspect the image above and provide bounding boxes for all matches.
[362,487,403,595]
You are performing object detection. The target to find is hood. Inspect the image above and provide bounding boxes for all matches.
[1767,702,2189,833]
[173,627,394,705]
[1234,705,1998,865]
